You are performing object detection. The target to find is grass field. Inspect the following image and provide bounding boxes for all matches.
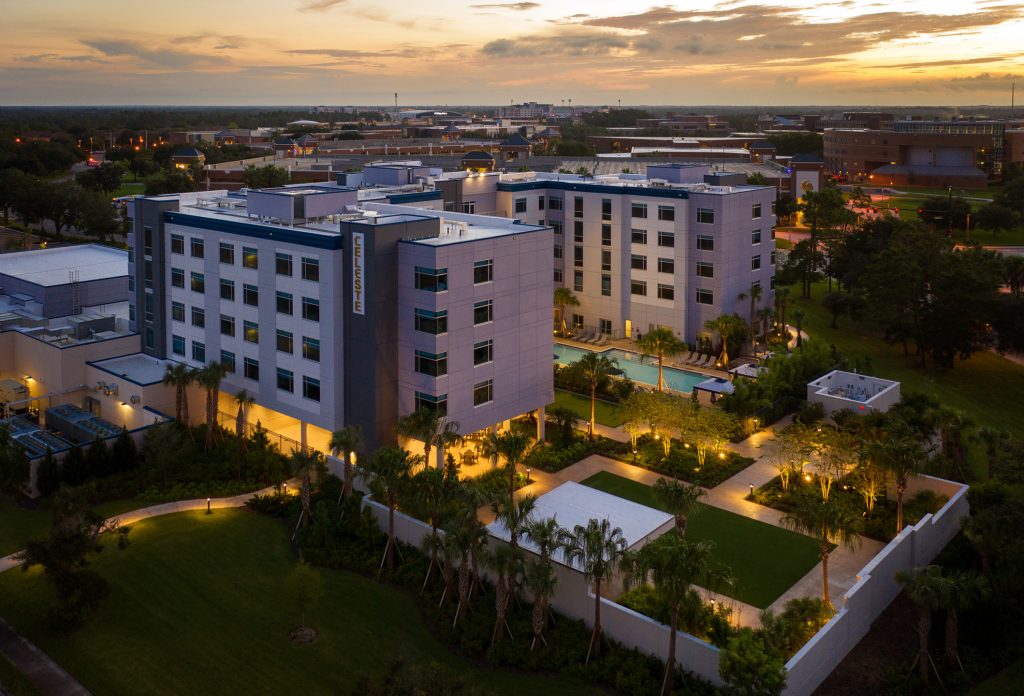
[0,510,592,696]
[0,495,150,558]
[580,471,822,608]
[793,281,1024,440]
[969,655,1024,695]
[551,389,625,427]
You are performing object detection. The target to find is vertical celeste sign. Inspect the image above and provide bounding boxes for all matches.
[352,232,365,315]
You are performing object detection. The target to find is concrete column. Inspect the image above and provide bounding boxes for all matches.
[435,444,446,471]
[535,406,545,442]
[300,421,308,448]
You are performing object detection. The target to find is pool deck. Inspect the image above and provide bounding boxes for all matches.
[555,335,735,385]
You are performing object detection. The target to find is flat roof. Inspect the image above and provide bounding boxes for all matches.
[0,245,128,287]
[90,353,176,386]
[487,482,673,570]
[366,203,548,246]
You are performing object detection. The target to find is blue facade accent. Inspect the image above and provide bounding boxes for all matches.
[387,190,444,204]
[164,212,344,250]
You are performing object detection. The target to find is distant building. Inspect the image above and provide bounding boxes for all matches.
[497,102,553,119]
[636,114,730,133]
[170,146,205,170]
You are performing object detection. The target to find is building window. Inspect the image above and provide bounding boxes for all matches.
[190,238,204,258]
[276,291,293,315]
[658,258,674,274]
[631,280,647,296]
[191,306,205,328]
[128,275,135,292]
[573,220,583,243]
[657,205,675,221]
[170,234,184,254]
[277,329,293,353]
[696,262,714,278]
[554,244,563,259]
[631,229,647,245]
[601,274,611,296]
[242,247,258,269]
[770,227,776,240]
[144,327,154,349]
[172,335,185,356]
[514,198,527,213]
[473,259,493,284]
[538,196,545,210]
[171,267,184,288]
[696,208,715,224]
[191,272,204,294]
[277,368,294,393]
[474,339,493,366]
[414,308,447,335]
[574,196,583,218]
[473,379,493,406]
[601,250,611,272]
[220,279,235,301]
[574,271,583,292]
[657,284,675,300]
[144,294,154,322]
[220,350,235,373]
[192,341,206,363]
[599,319,612,335]
[302,336,320,362]
[631,254,647,271]
[770,251,777,265]
[751,255,761,271]
[221,314,235,337]
[415,266,448,292]
[461,201,475,214]
[696,288,714,305]
[697,235,714,251]
[752,229,762,244]
[243,284,258,307]
[303,376,320,402]
[275,252,293,276]
[243,357,259,381]
[601,224,611,246]
[244,320,259,344]
[657,231,675,248]
[631,203,647,219]
[473,299,493,325]
[601,198,612,221]
[551,220,563,235]
[143,260,153,289]
[554,268,563,283]
[548,196,563,210]
[415,350,448,377]
[301,257,319,281]
[415,391,447,416]
[171,301,185,322]
[302,297,319,322]
[770,275,776,289]
[571,313,584,330]
[574,245,583,267]
[144,227,153,256]
[219,242,234,264]
[752,203,762,219]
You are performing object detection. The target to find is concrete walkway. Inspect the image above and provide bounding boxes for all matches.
[0,617,90,696]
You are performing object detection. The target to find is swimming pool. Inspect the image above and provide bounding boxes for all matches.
[554,344,708,393]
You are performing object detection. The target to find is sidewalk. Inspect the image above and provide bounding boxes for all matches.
[0,617,90,696]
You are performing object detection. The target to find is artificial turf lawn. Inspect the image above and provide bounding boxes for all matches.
[580,471,822,609]
[551,389,625,427]
[0,509,593,696]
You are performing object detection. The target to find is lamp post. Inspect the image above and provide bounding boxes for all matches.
[206,497,211,515]
[526,467,532,484]
[749,483,755,497]
[947,186,954,238]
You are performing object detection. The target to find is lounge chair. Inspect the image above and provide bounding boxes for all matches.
[577,329,593,343]
[698,355,714,368]
[686,352,703,365]
[595,334,609,346]
[676,351,693,365]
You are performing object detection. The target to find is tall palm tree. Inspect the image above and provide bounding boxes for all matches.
[738,283,763,355]
[162,363,195,426]
[626,535,717,696]
[289,448,325,529]
[757,307,774,348]
[638,327,685,392]
[973,426,1009,480]
[491,430,531,500]
[652,478,705,538]
[485,540,523,645]
[791,309,805,349]
[196,361,230,448]
[943,569,989,668]
[233,389,255,438]
[492,493,537,551]
[360,446,420,575]
[781,493,862,609]
[526,516,562,563]
[870,423,927,534]
[553,287,579,335]
[571,351,619,438]
[704,314,747,367]
[895,565,948,685]
[329,425,363,501]
[933,408,974,481]
[774,286,791,335]
[559,518,628,664]
[525,557,560,651]
[414,465,462,589]
[395,407,462,470]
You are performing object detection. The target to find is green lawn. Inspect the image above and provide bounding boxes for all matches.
[970,655,1024,695]
[0,495,149,558]
[580,471,822,609]
[0,510,592,696]
[794,281,1024,440]
[552,389,625,427]
[112,181,146,198]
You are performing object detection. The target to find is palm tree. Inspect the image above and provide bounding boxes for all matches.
[289,448,325,529]
[162,363,195,426]
[554,287,580,336]
[526,516,562,563]
[943,569,989,668]
[329,425,363,501]
[738,283,763,355]
[933,408,974,481]
[627,536,717,696]
[774,286,791,335]
[638,327,685,392]
[791,309,805,349]
[232,389,255,439]
[781,493,862,609]
[196,361,230,448]
[652,478,705,538]
[360,446,420,575]
[415,466,462,589]
[485,540,523,645]
[490,430,531,500]
[395,407,462,470]
[492,493,537,551]
[571,351,619,438]
[704,314,747,367]
[974,426,1009,480]
[559,518,628,664]
[525,557,560,651]
[757,307,774,349]
[870,424,927,534]
[895,565,948,685]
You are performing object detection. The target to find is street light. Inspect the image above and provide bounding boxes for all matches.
[206,497,212,515]
[526,467,532,484]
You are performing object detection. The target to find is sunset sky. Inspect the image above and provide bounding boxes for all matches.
[4,0,1024,106]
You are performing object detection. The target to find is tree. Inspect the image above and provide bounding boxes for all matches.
[329,425,363,501]
[75,162,125,193]
[995,175,1024,216]
[290,448,325,529]
[569,351,618,438]
[653,478,705,538]
[917,194,971,232]
[233,389,255,438]
[0,425,29,494]
[678,404,740,469]
[775,194,799,225]
[638,327,685,392]
[545,405,577,446]
[973,202,1017,235]
[414,465,461,589]
[484,540,522,645]
[790,310,805,349]
[243,164,289,188]
[738,284,764,355]
[719,628,787,696]
[285,562,324,632]
[705,314,748,366]
[942,569,989,668]
[811,427,860,501]
[765,431,801,493]
[524,556,560,651]
[798,188,856,298]
[821,292,866,329]
[0,168,33,225]
[895,565,948,685]
[559,518,627,663]
[360,447,419,574]
[395,407,461,470]
[77,189,121,241]
[196,361,229,449]
[162,363,195,426]
[492,430,531,500]
[553,287,579,335]
[869,423,928,534]
[781,492,862,609]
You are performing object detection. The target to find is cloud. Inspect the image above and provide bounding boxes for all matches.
[79,39,227,68]
[470,2,540,9]
[482,33,631,57]
[299,0,347,11]
[885,54,1021,69]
